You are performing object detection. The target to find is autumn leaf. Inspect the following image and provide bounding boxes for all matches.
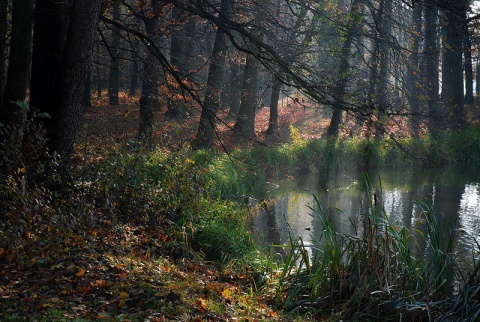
[92,280,108,287]
[80,285,90,293]
[195,298,208,312]
[269,310,279,317]
[157,233,168,242]
[117,292,129,308]
[118,300,126,308]
[221,288,232,299]
[114,263,126,269]
[76,267,86,277]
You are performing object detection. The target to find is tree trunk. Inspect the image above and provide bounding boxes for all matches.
[476,55,480,95]
[30,0,69,114]
[266,72,282,134]
[375,0,392,138]
[228,55,243,117]
[0,0,8,109]
[138,49,158,145]
[138,11,161,146]
[408,3,422,137]
[83,67,92,107]
[128,60,139,97]
[0,0,34,125]
[233,52,260,138]
[326,0,362,138]
[191,0,232,149]
[108,0,120,106]
[30,0,101,166]
[441,1,466,129]
[96,43,103,98]
[184,15,196,71]
[166,5,187,118]
[425,1,440,133]
[464,20,474,105]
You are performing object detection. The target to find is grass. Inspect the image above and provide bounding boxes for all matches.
[194,126,480,202]
[4,101,480,320]
[273,175,480,320]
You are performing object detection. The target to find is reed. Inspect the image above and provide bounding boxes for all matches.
[276,175,476,320]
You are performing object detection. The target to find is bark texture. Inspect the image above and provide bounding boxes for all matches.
[0,0,34,125]
[30,0,102,165]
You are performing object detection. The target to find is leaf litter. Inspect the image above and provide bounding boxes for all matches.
[0,222,283,321]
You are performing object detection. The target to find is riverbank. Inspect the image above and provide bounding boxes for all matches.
[3,96,480,321]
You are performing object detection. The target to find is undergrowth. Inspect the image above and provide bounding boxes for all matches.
[3,114,480,320]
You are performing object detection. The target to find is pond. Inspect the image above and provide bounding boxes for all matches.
[249,167,480,265]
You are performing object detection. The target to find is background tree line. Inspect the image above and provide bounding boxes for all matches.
[0,0,479,179]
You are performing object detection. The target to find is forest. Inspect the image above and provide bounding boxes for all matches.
[2,0,480,320]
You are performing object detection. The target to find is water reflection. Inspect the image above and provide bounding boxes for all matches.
[250,168,480,263]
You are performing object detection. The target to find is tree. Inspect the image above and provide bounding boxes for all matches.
[376,0,393,138]
[130,0,164,146]
[227,53,244,117]
[128,54,140,97]
[326,0,363,137]
[0,0,34,126]
[191,0,233,149]
[83,69,92,107]
[407,2,423,137]
[476,54,480,96]
[166,5,187,118]
[464,4,474,105]
[0,0,8,108]
[233,52,260,138]
[30,0,102,167]
[266,71,283,134]
[233,1,266,139]
[424,0,440,133]
[108,0,121,106]
[441,0,467,129]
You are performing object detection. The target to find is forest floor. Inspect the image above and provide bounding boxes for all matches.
[76,92,334,159]
[1,220,287,321]
[4,93,480,321]
[2,93,329,321]
[76,90,417,163]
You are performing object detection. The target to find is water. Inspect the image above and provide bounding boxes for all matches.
[250,167,480,263]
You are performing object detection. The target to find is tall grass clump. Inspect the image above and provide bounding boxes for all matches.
[89,147,205,224]
[85,145,259,267]
[276,175,474,320]
[189,198,257,267]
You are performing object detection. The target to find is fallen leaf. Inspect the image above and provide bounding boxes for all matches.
[92,280,108,287]
[80,285,90,293]
[195,298,208,312]
[119,291,129,299]
[76,267,86,277]
[222,288,232,299]
[95,311,109,319]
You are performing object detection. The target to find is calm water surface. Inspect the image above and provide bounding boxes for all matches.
[250,168,480,263]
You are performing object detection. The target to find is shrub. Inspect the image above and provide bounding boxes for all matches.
[0,103,95,255]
